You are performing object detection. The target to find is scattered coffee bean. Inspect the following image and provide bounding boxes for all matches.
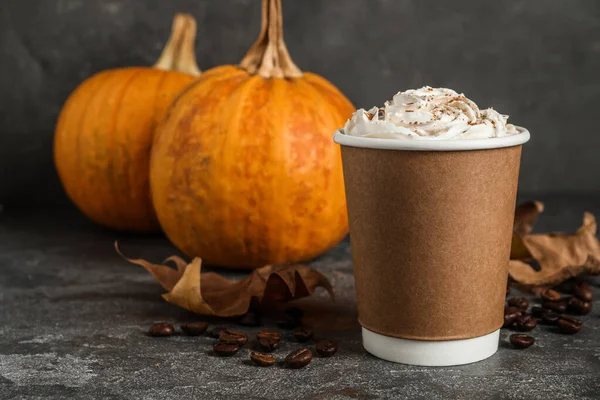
[285,348,312,369]
[567,297,592,315]
[257,330,281,342]
[531,306,559,324]
[219,329,248,346]
[238,312,261,327]
[503,314,517,328]
[257,330,280,351]
[180,322,208,336]
[277,316,302,330]
[504,307,521,328]
[541,311,560,325]
[574,282,593,302]
[514,314,537,332]
[505,306,524,316]
[213,342,240,356]
[209,326,227,339]
[507,297,529,311]
[258,336,280,352]
[293,328,314,343]
[557,315,582,334]
[316,340,338,357]
[510,334,535,349]
[542,299,567,313]
[285,307,305,320]
[148,322,174,337]
[541,288,561,302]
[250,351,276,367]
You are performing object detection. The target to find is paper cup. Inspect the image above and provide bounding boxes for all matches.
[334,128,530,366]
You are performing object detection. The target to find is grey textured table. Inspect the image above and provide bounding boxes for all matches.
[1,195,599,400]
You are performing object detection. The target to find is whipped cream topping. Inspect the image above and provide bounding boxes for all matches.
[343,87,519,140]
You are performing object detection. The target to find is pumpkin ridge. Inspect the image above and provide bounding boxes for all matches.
[286,79,331,257]
[151,70,170,128]
[126,69,170,228]
[221,75,262,262]
[72,72,114,214]
[55,72,108,201]
[82,68,144,226]
[271,79,291,261]
[107,68,145,224]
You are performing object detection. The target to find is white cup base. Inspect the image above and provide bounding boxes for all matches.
[362,327,499,366]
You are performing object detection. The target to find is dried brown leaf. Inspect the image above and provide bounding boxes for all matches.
[508,212,600,288]
[115,243,334,317]
[513,200,544,236]
[510,201,544,260]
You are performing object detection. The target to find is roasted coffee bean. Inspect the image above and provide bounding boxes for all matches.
[250,351,276,367]
[257,330,281,351]
[503,314,517,328]
[180,322,208,336]
[507,297,529,311]
[285,307,305,320]
[514,314,537,332]
[213,342,240,356]
[504,306,523,328]
[557,315,582,334]
[277,316,302,330]
[209,326,227,339]
[285,348,312,369]
[258,336,280,352]
[219,329,248,346]
[256,330,281,342]
[531,306,559,324]
[506,286,511,296]
[293,328,314,343]
[149,322,174,337]
[505,306,524,316]
[542,299,567,313]
[567,297,592,315]
[541,311,560,325]
[238,312,261,327]
[539,310,560,325]
[574,282,593,302]
[503,307,521,328]
[510,334,535,349]
[541,288,561,302]
[316,340,338,357]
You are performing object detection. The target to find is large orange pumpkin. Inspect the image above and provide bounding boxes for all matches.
[54,14,201,232]
[150,0,354,268]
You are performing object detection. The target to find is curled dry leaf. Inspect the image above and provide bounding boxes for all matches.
[115,243,334,317]
[513,200,545,237]
[509,202,600,289]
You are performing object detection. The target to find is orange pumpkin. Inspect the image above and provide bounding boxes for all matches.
[54,14,201,232]
[150,0,354,268]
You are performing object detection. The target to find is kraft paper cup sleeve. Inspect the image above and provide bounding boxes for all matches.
[338,135,525,341]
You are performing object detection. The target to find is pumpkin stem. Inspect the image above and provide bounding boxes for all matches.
[239,0,302,79]
[153,13,201,76]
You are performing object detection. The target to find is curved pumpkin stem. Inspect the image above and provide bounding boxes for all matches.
[240,0,302,79]
[154,13,201,76]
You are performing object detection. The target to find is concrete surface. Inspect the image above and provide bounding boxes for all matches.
[0,194,599,399]
[1,0,600,206]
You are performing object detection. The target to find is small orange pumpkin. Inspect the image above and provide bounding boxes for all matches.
[150,0,354,268]
[54,14,201,232]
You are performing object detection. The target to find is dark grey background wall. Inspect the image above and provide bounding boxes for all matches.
[1,0,599,208]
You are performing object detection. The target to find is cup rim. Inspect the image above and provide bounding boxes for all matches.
[333,126,530,151]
